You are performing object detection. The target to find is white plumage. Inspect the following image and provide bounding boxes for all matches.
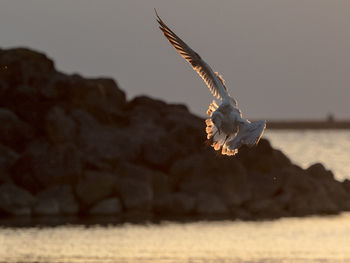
[156,10,266,156]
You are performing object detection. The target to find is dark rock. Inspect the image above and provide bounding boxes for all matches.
[34,185,79,215]
[343,180,350,194]
[0,183,36,215]
[73,110,141,164]
[0,48,55,93]
[255,138,274,154]
[282,165,316,194]
[0,48,56,128]
[171,154,250,207]
[195,193,229,215]
[141,136,181,168]
[287,192,338,216]
[89,197,122,215]
[307,163,334,181]
[282,167,339,215]
[118,178,153,211]
[307,165,350,210]
[117,162,153,182]
[117,162,173,198]
[230,207,252,220]
[127,103,161,128]
[0,108,33,150]
[153,192,195,215]
[239,146,291,174]
[151,171,173,198]
[126,96,167,112]
[0,174,12,185]
[117,162,172,195]
[56,75,126,123]
[246,198,276,214]
[247,170,287,200]
[163,111,205,155]
[245,197,288,218]
[323,180,350,211]
[45,106,76,144]
[12,141,82,191]
[0,145,19,183]
[76,170,118,207]
[33,199,60,216]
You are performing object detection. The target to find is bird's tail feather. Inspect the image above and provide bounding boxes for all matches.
[205,118,237,156]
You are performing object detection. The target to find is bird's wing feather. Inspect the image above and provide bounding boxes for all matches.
[227,120,266,152]
[155,10,232,101]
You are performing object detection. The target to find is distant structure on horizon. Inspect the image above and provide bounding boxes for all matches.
[267,114,350,129]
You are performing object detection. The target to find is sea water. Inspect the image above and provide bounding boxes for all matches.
[0,213,350,262]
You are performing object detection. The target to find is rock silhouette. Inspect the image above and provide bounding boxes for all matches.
[0,47,349,223]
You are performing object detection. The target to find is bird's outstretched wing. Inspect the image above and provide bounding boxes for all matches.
[155,9,233,102]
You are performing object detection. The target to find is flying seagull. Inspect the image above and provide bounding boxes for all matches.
[155,10,266,156]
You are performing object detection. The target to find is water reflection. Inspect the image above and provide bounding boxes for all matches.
[1,213,349,263]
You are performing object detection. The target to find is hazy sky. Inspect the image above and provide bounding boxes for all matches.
[1,0,349,120]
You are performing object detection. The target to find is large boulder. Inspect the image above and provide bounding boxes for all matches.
[127,96,204,163]
[153,192,195,215]
[0,48,55,94]
[246,170,287,200]
[282,166,339,215]
[0,108,33,151]
[12,141,82,192]
[171,153,250,207]
[238,139,291,174]
[163,109,205,156]
[54,75,126,123]
[32,199,60,216]
[151,171,173,198]
[0,145,19,183]
[195,193,229,215]
[244,196,289,219]
[307,163,350,210]
[45,106,77,144]
[117,162,173,199]
[118,178,153,211]
[72,110,141,164]
[76,170,118,207]
[0,48,56,128]
[307,163,334,181]
[126,96,165,124]
[0,183,36,215]
[89,197,122,215]
[141,135,184,169]
[33,185,79,216]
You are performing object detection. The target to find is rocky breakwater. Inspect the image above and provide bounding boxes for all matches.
[0,47,350,224]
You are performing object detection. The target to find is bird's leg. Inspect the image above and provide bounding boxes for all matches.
[223,134,229,145]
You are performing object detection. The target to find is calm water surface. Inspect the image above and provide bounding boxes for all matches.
[0,130,349,263]
[1,213,350,263]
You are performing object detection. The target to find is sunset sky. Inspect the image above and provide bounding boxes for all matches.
[1,0,349,120]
